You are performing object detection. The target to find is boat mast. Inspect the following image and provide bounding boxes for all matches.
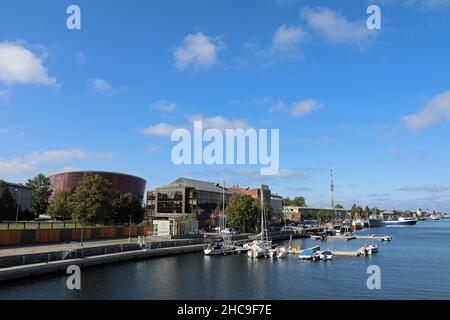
[222,179,225,230]
[260,175,264,241]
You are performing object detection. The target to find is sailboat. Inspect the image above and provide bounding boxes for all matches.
[204,180,234,256]
[247,178,272,258]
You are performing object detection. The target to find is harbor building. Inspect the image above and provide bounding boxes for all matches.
[147,177,232,235]
[48,170,147,200]
[229,184,271,205]
[270,194,283,216]
[4,181,32,212]
[283,206,348,222]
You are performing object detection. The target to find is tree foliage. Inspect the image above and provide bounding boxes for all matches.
[283,196,307,207]
[70,173,114,224]
[26,173,52,217]
[226,193,258,232]
[47,191,72,221]
[317,210,332,223]
[111,192,145,225]
[0,180,17,220]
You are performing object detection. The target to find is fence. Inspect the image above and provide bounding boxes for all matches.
[0,225,152,246]
[0,238,206,269]
[0,221,124,230]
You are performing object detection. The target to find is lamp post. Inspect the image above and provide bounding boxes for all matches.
[128,215,132,242]
[13,188,21,227]
[80,217,84,247]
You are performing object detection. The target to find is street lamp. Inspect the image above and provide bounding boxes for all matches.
[13,188,21,227]
[128,215,132,242]
[80,217,84,247]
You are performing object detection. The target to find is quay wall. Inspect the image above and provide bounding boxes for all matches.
[0,226,152,247]
[0,238,205,269]
[0,244,206,283]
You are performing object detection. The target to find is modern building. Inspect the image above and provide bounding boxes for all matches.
[283,206,348,222]
[270,194,283,216]
[5,181,32,212]
[48,170,147,200]
[147,177,232,231]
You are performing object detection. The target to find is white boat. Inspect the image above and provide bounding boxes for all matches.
[267,246,288,259]
[381,235,393,241]
[247,178,271,259]
[299,248,317,260]
[247,239,271,258]
[276,246,288,259]
[319,250,333,260]
[362,244,378,256]
[204,239,234,256]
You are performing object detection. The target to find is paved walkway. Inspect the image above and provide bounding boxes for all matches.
[0,236,176,257]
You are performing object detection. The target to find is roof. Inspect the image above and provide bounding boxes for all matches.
[3,181,31,190]
[170,177,232,194]
[48,170,146,183]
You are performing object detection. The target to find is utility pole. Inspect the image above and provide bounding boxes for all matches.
[330,169,335,209]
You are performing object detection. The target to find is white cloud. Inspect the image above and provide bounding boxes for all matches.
[256,25,307,65]
[139,115,250,138]
[397,185,449,192]
[186,115,249,131]
[173,32,223,71]
[87,78,112,93]
[402,91,450,132]
[300,7,373,44]
[0,149,115,175]
[291,99,323,117]
[272,24,306,53]
[0,41,57,86]
[269,100,289,113]
[0,128,9,134]
[151,99,177,114]
[139,123,178,137]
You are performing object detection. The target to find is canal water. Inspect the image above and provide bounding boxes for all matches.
[1,220,449,300]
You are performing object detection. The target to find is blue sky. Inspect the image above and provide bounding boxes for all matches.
[1,0,450,211]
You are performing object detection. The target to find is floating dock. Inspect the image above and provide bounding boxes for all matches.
[310,235,390,241]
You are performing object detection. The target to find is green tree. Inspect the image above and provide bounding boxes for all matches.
[317,210,332,224]
[283,196,307,207]
[363,206,371,219]
[47,191,72,221]
[111,192,145,225]
[26,173,52,218]
[253,196,274,224]
[350,203,358,219]
[226,193,258,232]
[334,203,344,209]
[70,173,114,225]
[0,180,17,221]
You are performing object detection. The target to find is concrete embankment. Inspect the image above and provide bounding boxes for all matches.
[0,244,205,282]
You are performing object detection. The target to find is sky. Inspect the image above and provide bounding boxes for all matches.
[1,0,450,211]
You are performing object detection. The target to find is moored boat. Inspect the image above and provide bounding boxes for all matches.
[319,250,333,260]
[368,217,385,228]
[384,217,417,226]
[204,238,234,256]
[298,248,318,260]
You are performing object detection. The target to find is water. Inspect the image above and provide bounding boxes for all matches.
[1,221,449,300]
